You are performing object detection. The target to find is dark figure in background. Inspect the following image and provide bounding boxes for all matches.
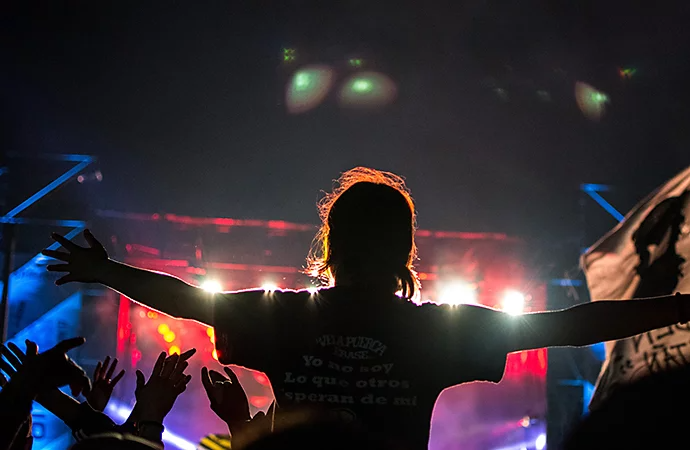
[44,167,690,449]
[588,190,690,407]
[632,191,689,298]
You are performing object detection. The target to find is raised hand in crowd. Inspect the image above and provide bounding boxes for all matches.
[136,352,192,422]
[201,366,251,432]
[126,350,193,444]
[0,338,90,396]
[43,229,108,286]
[86,356,125,412]
[201,366,277,448]
[44,230,214,325]
[2,339,120,442]
[123,349,195,435]
[0,338,91,450]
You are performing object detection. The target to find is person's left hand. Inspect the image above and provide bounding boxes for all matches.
[86,356,125,412]
[201,366,251,428]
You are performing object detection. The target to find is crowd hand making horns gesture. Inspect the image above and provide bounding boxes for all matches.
[201,366,276,444]
[42,229,109,285]
[201,366,251,430]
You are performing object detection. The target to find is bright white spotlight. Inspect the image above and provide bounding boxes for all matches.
[306,286,319,295]
[201,279,222,293]
[438,282,477,306]
[535,433,546,450]
[262,283,278,292]
[502,290,525,315]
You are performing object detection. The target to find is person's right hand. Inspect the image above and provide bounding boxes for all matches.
[0,338,91,395]
[86,356,125,412]
[42,229,108,285]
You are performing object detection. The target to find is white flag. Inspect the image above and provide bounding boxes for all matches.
[581,166,690,410]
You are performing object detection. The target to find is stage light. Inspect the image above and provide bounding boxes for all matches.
[206,327,214,338]
[294,72,312,90]
[164,331,176,343]
[307,286,319,295]
[283,48,296,62]
[212,349,219,360]
[262,283,278,292]
[286,65,334,114]
[437,282,477,306]
[575,81,609,121]
[339,71,397,108]
[201,279,222,293]
[168,345,181,355]
[352,79,373,93]
[535,433,546,450]
[501,290,525,315]
[619,67,636,79]
[158,324,170,335]
[349,58,363,67]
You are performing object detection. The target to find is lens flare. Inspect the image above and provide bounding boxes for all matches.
[286,65,335,114]
[437,282,477,306]
[262,283,278,292]
[201,279,222,293]
[575,81,609,121]
[501,290,525,315]
[338,72,397,108]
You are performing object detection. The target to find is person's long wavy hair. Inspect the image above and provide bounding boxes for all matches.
[307,167,420,300]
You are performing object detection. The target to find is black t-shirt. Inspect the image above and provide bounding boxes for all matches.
[213,286,513,450]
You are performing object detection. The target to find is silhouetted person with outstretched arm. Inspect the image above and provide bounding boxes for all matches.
[44,167,690,449]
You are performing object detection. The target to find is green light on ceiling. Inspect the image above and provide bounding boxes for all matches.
[293,72,312,90]
[349,58,363,68]
[283,48,296,62]
[619,67,637,79]
[352,79,373,93]
[591,91,608,103]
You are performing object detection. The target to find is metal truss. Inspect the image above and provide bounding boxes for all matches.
[0,154,94,341]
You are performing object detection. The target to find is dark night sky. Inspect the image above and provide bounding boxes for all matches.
[3,0,690,248]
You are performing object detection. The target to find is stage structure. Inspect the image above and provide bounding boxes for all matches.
[92,210,549,450]
[0,154,103,450]
[545,183,624,448]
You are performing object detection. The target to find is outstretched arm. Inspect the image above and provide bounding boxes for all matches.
[43,230,213,324]
[505,293,690,352]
